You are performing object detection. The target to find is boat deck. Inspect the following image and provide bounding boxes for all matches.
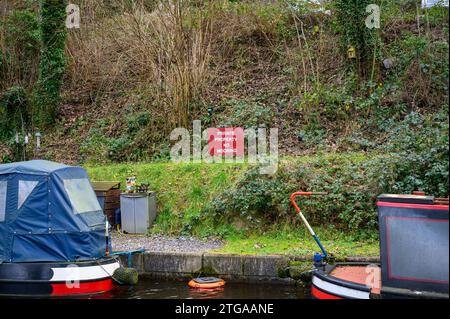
[330,265,381,294]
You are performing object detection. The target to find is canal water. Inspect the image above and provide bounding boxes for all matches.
[95,278,310,299]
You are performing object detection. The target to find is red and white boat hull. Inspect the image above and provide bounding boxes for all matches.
[312,272,371,299]
[311,263,379,299]
[0,257,120,297]
[311,263,449,299]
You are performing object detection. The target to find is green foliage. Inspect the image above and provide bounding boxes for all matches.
[0,86,30,139]
[385,33,449,108]
[0,1,446,247]
[206,167,293,223]
[426,2,450,27]
[297,125,327,151]
[201,116,449,238]
[85,162,245,236]
[334,0,381,79]
[80,111,151,163]
[334,0,372,53]
[1,154,13,164]
[220,0,294,40]
[375,111,449,197]
[217,99,274,128]
[33,0,68,126]
[294,154,379,235]
[252,2,293,40]
[86,115,448,239]
[295,84,353,122]
[199,154,377,237]
[0,8,40,90]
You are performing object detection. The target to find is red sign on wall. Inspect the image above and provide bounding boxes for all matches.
[208,128,244,156]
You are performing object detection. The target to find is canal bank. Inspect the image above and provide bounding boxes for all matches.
[120,252,380,283]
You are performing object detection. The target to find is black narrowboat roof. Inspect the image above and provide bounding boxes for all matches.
[377,194,435,205]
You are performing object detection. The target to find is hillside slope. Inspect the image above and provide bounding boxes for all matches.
[1,0,448,165]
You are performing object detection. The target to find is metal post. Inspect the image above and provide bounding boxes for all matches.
[35,131,42,159]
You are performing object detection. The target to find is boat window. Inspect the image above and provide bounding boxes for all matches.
[63,178,102,214]
[18,180,39,209]
[0,181,6,222]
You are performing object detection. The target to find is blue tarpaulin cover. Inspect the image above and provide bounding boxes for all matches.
[0,160,109,263]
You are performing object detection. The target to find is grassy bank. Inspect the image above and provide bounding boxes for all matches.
[85,153,374,237]
[212,228,379,258]
[85,129,447,256]
[86,162,247,235]
[86,157,381,258]
[86,132,448,238]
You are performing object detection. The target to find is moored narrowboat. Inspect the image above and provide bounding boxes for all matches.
[291,192,449,299]
[0,160,121,297]
[0,257,119,296]
[311,263,380,299]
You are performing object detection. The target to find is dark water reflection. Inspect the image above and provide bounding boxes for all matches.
[94,278,309,299]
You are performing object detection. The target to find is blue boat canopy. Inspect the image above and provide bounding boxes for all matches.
[0,160,109,263]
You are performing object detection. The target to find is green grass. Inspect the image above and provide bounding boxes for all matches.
[86,162,247,235]
[85,155,380,258]
[85,152,373,235]
[212,227,379,258]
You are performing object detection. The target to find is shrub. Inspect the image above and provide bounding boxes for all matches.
[33,0,68,126]
[333,0,381,80]
[0,86,30,139]
[0,8,40,91]
[374,110,449,197]
[217,99,274,129]
[201,111,449,237]
[80,111,152,163]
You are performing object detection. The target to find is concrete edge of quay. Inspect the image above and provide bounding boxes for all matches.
[119,252,380,283]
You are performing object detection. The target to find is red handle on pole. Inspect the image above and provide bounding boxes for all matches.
[290,191,328,219]
[290,191,328,205]
[290,191,329,257]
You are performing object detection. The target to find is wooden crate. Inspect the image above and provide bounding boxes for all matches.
[92,181,121,226]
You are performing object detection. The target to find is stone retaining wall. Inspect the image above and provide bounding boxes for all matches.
[120,252,380,283]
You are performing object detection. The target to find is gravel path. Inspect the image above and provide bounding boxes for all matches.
[111,232,224,253]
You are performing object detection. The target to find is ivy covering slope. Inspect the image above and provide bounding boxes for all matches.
[34,0,68,126]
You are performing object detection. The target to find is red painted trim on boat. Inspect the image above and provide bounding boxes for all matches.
[385,216,392,283]
[388,275,449,284]
[311,286,344,299]
[387,215,449,223]
[377,201,449,211]
[385,216,449,284]
[51,278,114,296]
